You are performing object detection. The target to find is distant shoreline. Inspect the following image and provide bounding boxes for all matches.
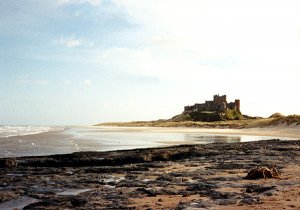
[97,115,300,139]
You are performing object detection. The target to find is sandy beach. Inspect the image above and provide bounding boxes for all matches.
[187,124,300,139]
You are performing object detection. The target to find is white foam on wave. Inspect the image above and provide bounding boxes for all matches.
[0,125,65,138]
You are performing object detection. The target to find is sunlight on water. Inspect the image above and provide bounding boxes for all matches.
[0,125,64,138]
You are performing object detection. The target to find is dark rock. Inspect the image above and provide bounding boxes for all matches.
[23,200,60,209]
[175,201,212,210]
[187,182,217,191]
[245,185,276,193]
[135,188,157,197]
[70,196,88,206]
[125,174,138,180]
[117,180,147,188]
[156,174,174,182]
[237,196,263,205]
[216,198,238,205]
[181,192,192,197]
[209,191,234,199]
[0,159,18,168]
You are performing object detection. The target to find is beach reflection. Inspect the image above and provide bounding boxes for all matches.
[184,134,241,144]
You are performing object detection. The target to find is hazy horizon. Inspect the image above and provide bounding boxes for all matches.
[1,0,300,125]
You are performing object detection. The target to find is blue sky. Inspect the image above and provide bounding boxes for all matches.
[1,0,300,125]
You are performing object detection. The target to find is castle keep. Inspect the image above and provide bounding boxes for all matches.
[184,94,240,114]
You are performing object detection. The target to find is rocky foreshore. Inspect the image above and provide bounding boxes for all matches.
[0,140,299,209]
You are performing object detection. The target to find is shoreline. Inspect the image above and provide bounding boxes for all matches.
[0,139,299,209]
[2,125,299,159]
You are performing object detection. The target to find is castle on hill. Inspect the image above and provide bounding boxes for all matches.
[184,94,240,114]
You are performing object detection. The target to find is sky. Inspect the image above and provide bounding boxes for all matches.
[0,0,300,125]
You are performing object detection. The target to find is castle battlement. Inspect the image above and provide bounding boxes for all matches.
[184,94,240,113]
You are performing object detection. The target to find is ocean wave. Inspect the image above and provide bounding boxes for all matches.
[0,126,65,138]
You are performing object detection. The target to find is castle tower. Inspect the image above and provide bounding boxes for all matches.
[213,94,226,104]
[213,94,219,103]
[235,99,240,111]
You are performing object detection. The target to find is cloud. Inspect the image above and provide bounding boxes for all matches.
[104,1,300,79]
[82,80,91,85]
[35,80,50,85]
[52,37,81,48]
[95,46,233,84]
[52,36,93,48]
[61,80,72,85]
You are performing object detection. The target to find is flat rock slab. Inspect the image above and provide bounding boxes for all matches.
[0,139,299,209]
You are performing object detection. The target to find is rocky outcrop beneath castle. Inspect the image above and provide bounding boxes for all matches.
[188,111,222,122]
[0,140,299,209]
[174,109,243,122]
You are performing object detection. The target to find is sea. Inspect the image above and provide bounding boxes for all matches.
[0,125,293,158]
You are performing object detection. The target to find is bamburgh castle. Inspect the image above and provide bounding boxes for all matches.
[184,94,240,113]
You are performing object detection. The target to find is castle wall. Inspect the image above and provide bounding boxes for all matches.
[184,94,240,113]
[227,102,235,110]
